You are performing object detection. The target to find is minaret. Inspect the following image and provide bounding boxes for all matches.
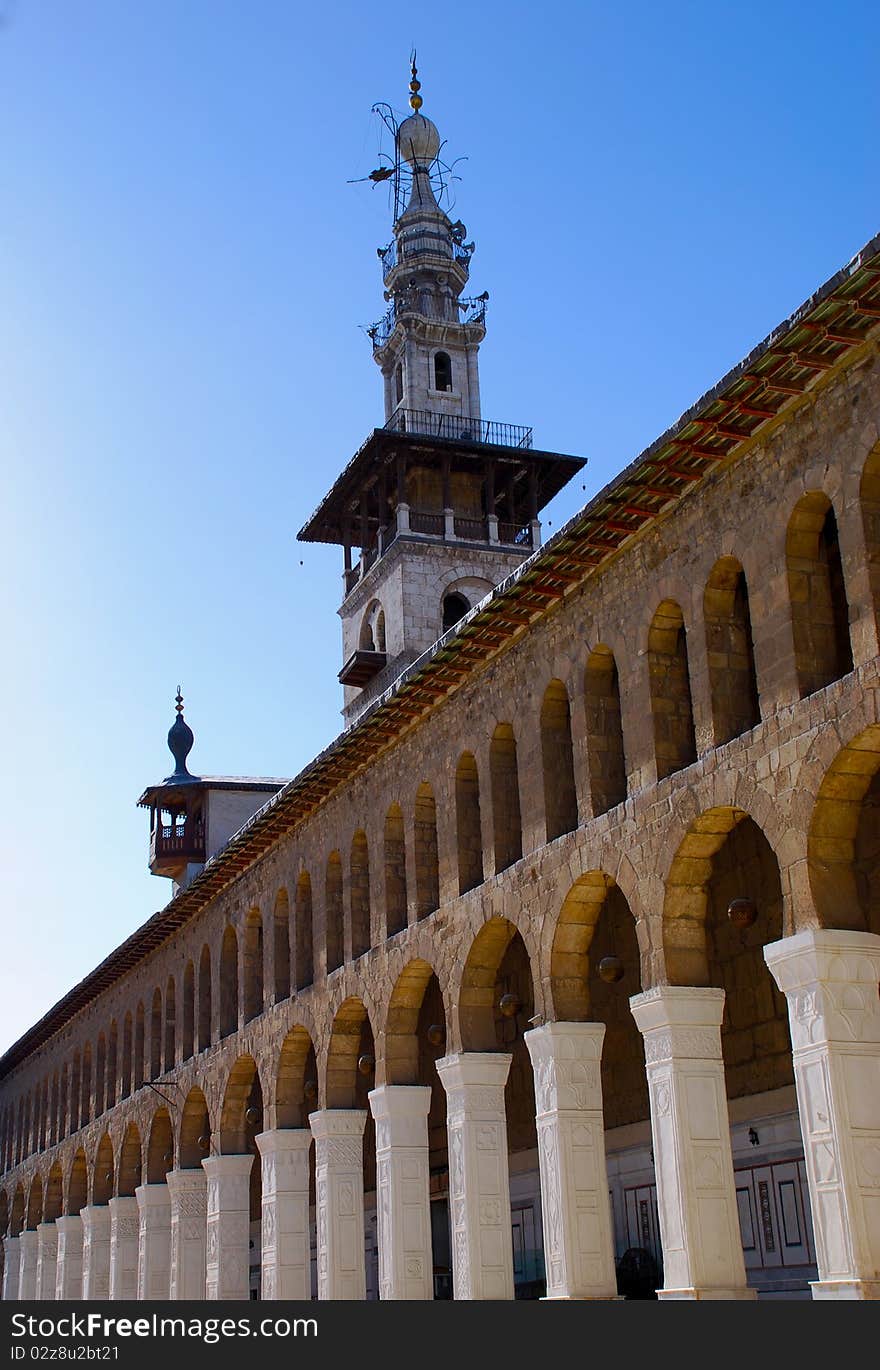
[297,64,585,725]
[372,59,484,425]
[138,692,288,895]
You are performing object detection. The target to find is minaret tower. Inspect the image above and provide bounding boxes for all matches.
[298,64,584,725]
[372,59,485,425]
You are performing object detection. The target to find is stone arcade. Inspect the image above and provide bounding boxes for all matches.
[1,67,879,1303]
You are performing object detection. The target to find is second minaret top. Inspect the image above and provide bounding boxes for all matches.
[370,60,486,425]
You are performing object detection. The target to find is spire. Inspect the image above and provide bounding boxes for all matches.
[165,686,198,783]
[408,52,422,111]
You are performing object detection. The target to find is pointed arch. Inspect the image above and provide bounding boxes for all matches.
[584,644,627,814]
[326,999,374,1110]
[295,871,314,989]
[541,679,578,839]
[786,491,853,696]
[455,751,483,895]
[106,1022,118,1111]
[121,1012,133,1099]
[95,1033,106,1119]
[118,1123,142,1197]
[219,1056,263,1155]
[134,1002,145,1091]
[44,1163,63,1222]
[490,723,522,873]
[182,960,195,1060]
[93,1134,114,1207]
[384,803,408,937]
[179,1087,210,1170]
[149,988,162,1080]
[808,725,880,933]
[147,1108,174,1184]
[648,599,697,780]
[276,1025,316,1128]
[704,558,760,744]
[164,976,176,1071]
[67,1149,88,1217]
[860,442,880,627]
[414,782,439,919]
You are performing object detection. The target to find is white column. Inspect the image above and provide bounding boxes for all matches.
[2,1236,20,1300]
[436,1052,514,1301]
[255,1130,312,1301]
[108,1196,139,1300]
[135,1184,171,1300]
[166,1169,207,1301]
[630,986,754,1300]
[35,1223,57,1301]
[80,1206,111,1299]
[309,1109,367,1300]
[17,1230,38,1300]
[525,1022,617,1299]
[764,928,880,1300]
[202,1154,253,1301]
[368,1085,433,1300]
[55,1216,83,1300]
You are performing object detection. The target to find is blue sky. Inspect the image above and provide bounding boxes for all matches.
[1,0,877,1052]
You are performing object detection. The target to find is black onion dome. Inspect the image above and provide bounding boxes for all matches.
[164,689,199,783]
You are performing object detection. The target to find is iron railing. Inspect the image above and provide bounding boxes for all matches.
[379,234,471,279]
[384,408,533,450]
[367,295,487,351]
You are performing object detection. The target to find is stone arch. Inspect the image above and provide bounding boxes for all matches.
[648,599,697,780]
[808,724,880,933]
[455,751,483,895]
[459,916,536,1052]
[490,723,523,874]
[541,678,578,840]
[242,908,264,1023]
[0,1190,8,1240]
[121,1012,133,1098]
[359,598,386,653]
[67,1149,88,1216]
[70,1050,82,1132]
[95,1033,106,1119]
[273,888,291,1002]
[81,1043,92,1127]
[219,1055,263,1155]
[149,988,162,1080]
[384,958,440,1084]
[165,976,176,1071]
[325,998,374,1109]
[134,1001,145,1090]
[861,442,880,628]
[10,1186,24,1237]
[786,490,853,697]
[350,829,371,958]
[178,1087,211,1169]
[26,1174,42,1230]
[325,852,344,974]
[146,1107,174,1183]
[44,1162,63,1222]
[384,804,408,938]
[182,960,195,1060]
[92,1134,114,1206]
[295,870,314,989]
[414,782,439,920]
[106,1023,118,1112]
[219,924,239,1038]
[584,644,627,816]
[275,1025,316,1128]
[550,871,642,1020]
[118,1123,142,1197]
[703,556,761,744]
[198,944,212,1051]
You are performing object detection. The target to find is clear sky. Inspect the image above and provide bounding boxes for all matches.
[1,0,877,1054]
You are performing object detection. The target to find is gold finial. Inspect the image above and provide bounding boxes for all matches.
[409,51,423,112]
[175,686,184,716]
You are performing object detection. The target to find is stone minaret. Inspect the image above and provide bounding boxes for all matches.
[297,65,584,725]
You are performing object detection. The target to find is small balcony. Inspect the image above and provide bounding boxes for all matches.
[338,649,387,687]
[149,816,205,875]
[385,408,533,450]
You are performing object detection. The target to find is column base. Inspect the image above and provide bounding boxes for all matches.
[540,1293,623,1302]
[658,1285,758,1301]
[811,1279,880,1300]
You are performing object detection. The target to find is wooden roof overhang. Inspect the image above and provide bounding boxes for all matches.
[297,428,586,547]
[2,232,878,1079]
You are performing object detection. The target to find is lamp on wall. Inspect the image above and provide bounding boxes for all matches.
[498,993,521,1019]
[426,1024,445,1048]
[303,1080,318,1105]
[357,1054,375,1077]
[727,896,757,930]
[598,955,624,984]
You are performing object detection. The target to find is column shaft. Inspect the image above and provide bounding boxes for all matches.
[80,1207,111,1300]
[309,1109,367,1300]
[55,1216,83,1301]
[525,1022,617,1299]
[18,1231,38,1301]
[255,1130,312,1301]
[764,929,880,1300]
[202,1155,253,1301]
[436,1052,515,1300]
[368,1085,433,1300]
[166,1169,207,1301]
[630,986,754,1300]
[108,1197,139,1300]
[2,1236,20,1301]
[35,1224,57,1301]
[135,1184,171,1301]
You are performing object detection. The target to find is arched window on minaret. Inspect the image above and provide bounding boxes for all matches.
[395,363,404,405]
[434,351,452,392]
[443,591,470,633]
